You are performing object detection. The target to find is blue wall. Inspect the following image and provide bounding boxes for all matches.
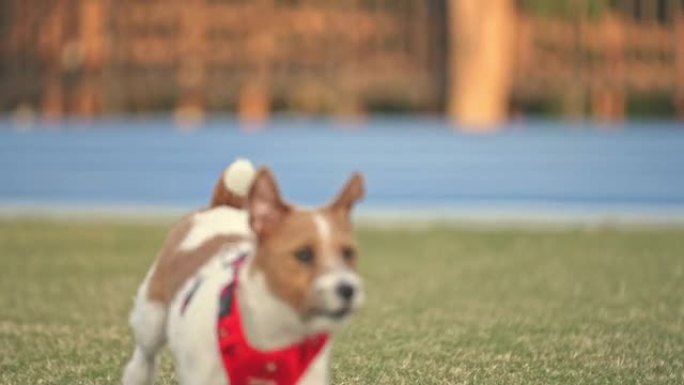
[1,118,683,217]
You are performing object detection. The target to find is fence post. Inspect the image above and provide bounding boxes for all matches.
[564,0,587,119]
[675,11,684,119]
[41,1,66,119]
[176,0,206,126]
[447,0,515,130]
[238,0,274,126]
[591,12,625,122]
[75,0,107,117]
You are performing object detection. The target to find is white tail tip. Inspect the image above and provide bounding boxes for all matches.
[222,158,256,197]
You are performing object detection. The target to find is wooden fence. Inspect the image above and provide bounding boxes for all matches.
[0,0,441,121]
[514,11,684,119]
[0,0,682,122]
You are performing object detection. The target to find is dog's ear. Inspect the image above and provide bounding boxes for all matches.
[247,167,290,237]
[328,172,365,216]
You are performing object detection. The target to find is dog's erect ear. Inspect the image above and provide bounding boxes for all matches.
[247,167,290,237]
[328,172,365,216]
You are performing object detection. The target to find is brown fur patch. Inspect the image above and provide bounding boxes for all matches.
[146,213,248,304]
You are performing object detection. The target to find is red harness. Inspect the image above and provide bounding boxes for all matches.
[216,257,329,385]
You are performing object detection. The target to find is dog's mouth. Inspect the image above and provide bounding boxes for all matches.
[310,305,353,320]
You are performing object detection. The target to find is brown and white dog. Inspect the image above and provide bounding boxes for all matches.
[122,159,365,385]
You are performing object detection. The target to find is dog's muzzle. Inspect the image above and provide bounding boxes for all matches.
[309,269,365,323]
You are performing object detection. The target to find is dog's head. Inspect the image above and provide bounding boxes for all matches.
[247,167,365,333]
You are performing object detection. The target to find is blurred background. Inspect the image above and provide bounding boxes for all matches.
[1,0,684,223]
[4,4,684,384]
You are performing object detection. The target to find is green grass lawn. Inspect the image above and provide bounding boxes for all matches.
[1,218,683,384]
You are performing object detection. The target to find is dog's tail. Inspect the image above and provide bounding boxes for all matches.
[209,158,256,209]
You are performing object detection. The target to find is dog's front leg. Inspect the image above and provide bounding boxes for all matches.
[297,345,331,385]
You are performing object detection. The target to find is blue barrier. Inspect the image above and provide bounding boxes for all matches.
[1,117,684,219]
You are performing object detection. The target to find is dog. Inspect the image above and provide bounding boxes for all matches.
[122,159,365,385]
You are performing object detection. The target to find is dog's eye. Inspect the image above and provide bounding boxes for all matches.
[341,246,355,262]
[294,246,315,264]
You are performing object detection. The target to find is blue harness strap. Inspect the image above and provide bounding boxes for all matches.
[180,252,249,316]
[180,278,202,315]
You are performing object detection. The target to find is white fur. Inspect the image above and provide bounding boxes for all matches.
[180,207,250,251]
[222,158,256,196]
[312,213,331,245]
[123,264,168,385]
[166,247,249,385]
[313,269,364,309]
[237,260,308,349]
[122,348,157,385]
[307,268,365,335]
[312,212,336,266]
[298,344,331,385]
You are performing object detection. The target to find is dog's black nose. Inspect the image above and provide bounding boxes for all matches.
[336,282,355,301]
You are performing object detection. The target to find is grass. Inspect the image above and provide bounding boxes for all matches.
[1,218,683,384]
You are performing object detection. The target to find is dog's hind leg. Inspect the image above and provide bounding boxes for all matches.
[122,280,167,385]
